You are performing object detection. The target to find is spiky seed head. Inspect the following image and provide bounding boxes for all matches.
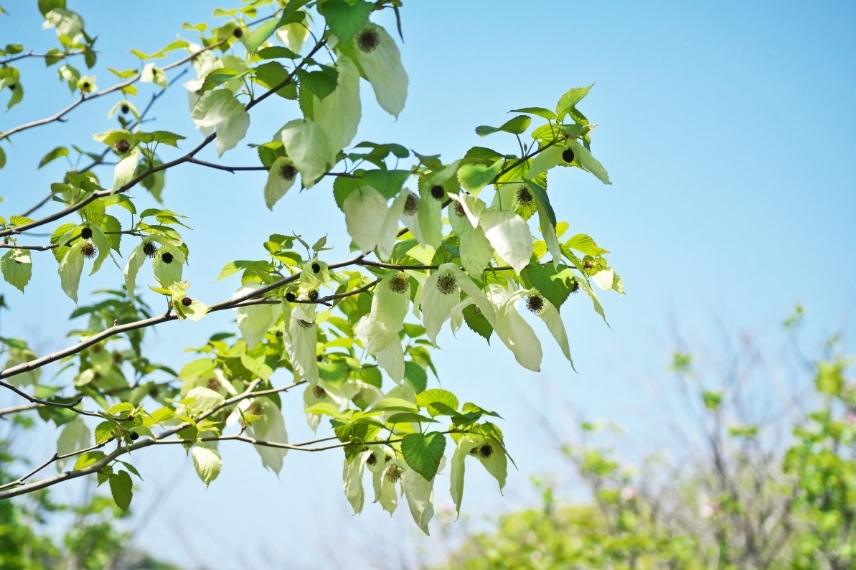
[436,272,458,295]
[356,28,380,53]
[81,242,97,259]
[388,272,408,294]
[526,294,544,314]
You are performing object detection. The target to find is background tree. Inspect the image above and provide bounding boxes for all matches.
[434,313,855,570]
[0,0,618,531]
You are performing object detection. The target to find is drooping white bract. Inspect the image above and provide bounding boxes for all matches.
[448,194,494,277]
[450,434,508,517]
[314,55,361,157]
[247,397,289,474]
[342,186,390,252]
[235,287,280,348]
[285,303,318,384]
[351,23,408,118]
[356,273,409,381]
[478,205,533,275]
[375,190,409,260]
[487,285,543,371]
[191,88,250,156]
[534,295,573,365]
[279,118,335,187]
[419,264,494,343]
[402,465,436,534]
[263,156,297,209]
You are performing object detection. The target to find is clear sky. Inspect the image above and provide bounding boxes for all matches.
[1,1,855,568]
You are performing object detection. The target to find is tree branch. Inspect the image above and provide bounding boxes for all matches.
[0,37,326,239]
[0,49,85,66]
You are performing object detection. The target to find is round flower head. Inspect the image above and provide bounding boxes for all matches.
[161,252,174,264]
[80,227,93,240]
[385,464,402,483]
[356,28,380,53]
[430,184,445,200]
[403,192,420,216]
[81,242,97,259]
[479,444,493,458]
[388,272,408,294]
[562,148,575,163]
[515,186,534,206]
[114,139,131,154]
[312,385,326,399]
[142,241,158,257]
[526,294,544,314]
[436,272,458,295]
[181,296,193,307]
[279,163,297,181]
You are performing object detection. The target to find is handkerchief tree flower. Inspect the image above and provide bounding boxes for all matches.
[0,0,621,532]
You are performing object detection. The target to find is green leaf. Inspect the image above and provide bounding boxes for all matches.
[109,470,133,511]
[462,304,492,342]
[256,46,299,60]
[1,248,32,293]
[136,130,186,148]
[417,388,459,417]
[298,66,339,100]
[474,115,531,137]
[511,106,556,120]
[241,12,286,53]
[457,159,502,193]
[564,233,608,256]
[556,84,593,119]
[58,244,84,302]
[401,432,446,481]
[522,262,572,309]
[319,0,374,43]
[403,361,427,393]
[38,146,68,169]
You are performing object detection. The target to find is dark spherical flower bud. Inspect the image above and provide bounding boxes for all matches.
[232,27,243,38]
[430,184,445,200]
[568,277,580,293]
[81,242,97,259]
[160,252,174,264]
[307,289,319,301]
[316,354,323,362]
[436,272,458,295]
[479,444,493,458]
[142,241,158,257]
[285,291,297,302]
[388,272,408,294]
[582,256,594,269]
[80,227,93,240]
[526,294,544,314]
[181,296,192,307]
[312,385,327,399]
[280,163,297,181]
[356,28,380,53]
[311,262,321,273]
[120,104,130,114]
[130,432,140,441]
[366,453,377,466]
[515,187,533,205]
[562,148,575,163]
[207,377,221,390]
[114,139,131,154]
[81,80,91,91]
[403,192,420,215]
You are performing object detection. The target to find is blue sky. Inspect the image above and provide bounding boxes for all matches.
[2,1,855,568]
